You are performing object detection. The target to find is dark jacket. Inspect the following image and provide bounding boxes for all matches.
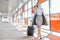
[32,13,48,25]
[32,14,37,25]
[42,13,48,25]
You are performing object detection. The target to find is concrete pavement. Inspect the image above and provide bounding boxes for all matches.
[0,22,40,40]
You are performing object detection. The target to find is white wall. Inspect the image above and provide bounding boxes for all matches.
[41,0,49,15]
[50,0,60,14]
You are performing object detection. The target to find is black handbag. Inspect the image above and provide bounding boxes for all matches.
[42,13,48,25]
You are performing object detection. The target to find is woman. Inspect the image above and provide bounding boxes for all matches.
[34,3,43,39]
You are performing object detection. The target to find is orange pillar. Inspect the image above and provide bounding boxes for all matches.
[38,0,45,3]
[50,14,60,32]
[22,5,25,13]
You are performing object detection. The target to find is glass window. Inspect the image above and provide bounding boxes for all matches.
[31,0,37,7]
[20,8,22,13]
[27,0,31,9]
[24,11,28,18]
[25,4,28,11]
[18,9,21,15]
[27,9,32,18]
[22,13,25,18]
[28,18,33,25]
[34,0,38,6]
[31,0,34,7]
[21,18,24,25]
[18,9,22,19]
[18,3,22,8]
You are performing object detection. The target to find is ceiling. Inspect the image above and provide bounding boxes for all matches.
[0,0,23,17]
[0,0,8,13]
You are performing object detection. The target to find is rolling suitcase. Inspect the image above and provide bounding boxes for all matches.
[27,25,34,36]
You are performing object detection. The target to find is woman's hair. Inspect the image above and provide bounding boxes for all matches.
[36,3,41,7]
[36,3,38,7]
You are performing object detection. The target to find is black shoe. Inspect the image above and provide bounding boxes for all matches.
[40,38,42,39]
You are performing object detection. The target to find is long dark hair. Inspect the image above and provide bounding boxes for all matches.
[36,3,39,7]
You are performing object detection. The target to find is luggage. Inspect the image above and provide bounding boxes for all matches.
[27,25,34,36]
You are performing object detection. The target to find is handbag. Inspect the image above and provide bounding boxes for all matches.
[42,13,48,25]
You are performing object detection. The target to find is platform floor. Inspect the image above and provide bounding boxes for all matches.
[0,22,60,40]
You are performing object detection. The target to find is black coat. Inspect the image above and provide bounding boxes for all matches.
[42,13,48,25]
[32,14,37,25]
[32,13,48,25]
